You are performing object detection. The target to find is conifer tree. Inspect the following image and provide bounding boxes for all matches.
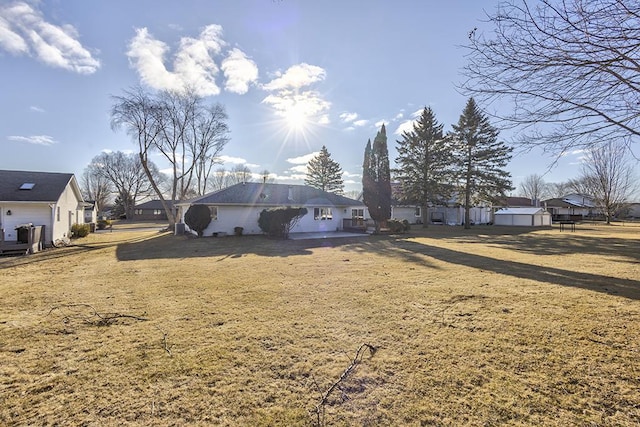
[451,98,513,229]
[305,145,344,193]
[394,107,452,227]
[362,125,392,232]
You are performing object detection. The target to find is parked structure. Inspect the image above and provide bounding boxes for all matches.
[494,207,552,227]
[177,183,365,236]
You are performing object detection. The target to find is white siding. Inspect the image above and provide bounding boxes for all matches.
[391,206,422,224]
[0,203,51,242]
[181,204,362,236]
[54,182,83,242]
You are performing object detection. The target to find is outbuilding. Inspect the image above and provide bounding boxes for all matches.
[493,207,552,227]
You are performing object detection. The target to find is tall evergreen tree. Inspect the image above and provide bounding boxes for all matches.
[451,98,513,229]
[305,145,344,193]
[394,107,452,227]
[362,125,392,232]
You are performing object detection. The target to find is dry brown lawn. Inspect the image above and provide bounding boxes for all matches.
[1,221,639,426]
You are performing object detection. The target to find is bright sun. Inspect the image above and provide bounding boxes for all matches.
[284,103,309,131]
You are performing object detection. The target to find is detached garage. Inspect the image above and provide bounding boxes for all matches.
[494,207,552,227]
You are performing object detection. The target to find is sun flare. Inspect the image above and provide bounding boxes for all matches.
[283,103,309,131]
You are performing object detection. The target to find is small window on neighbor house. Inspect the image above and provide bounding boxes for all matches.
[20,183,36,190]
[209,206,218,220]
[352,208,364,218]
[154,210,162,215]
[415,206,421,217]
[314,207,333,220]
[135,209,142,215]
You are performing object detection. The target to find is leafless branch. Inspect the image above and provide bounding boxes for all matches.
[47,303,148,326]
[312,343,377,427]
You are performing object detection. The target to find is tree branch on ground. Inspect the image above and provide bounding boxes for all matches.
[47,303,149,326]
[312,343,377,427]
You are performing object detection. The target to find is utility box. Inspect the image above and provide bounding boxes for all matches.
[15,224,32,244]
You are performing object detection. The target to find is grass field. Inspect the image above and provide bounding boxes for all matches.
[1,222,639,426]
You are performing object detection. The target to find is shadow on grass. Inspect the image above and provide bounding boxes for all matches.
[113,227,640,300]
[385,237,640,300]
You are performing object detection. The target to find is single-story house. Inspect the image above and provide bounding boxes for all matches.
[543,193,595,221]
[177,183,365,236]
[494,207,552,227]
[623,203,640,219]
[133,199,178,221]
[0,170,85,247]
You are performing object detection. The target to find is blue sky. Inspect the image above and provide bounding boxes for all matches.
[1,0,588,194]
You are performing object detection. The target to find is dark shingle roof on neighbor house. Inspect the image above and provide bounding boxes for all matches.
[0,170,76,202]
[183,183,362,207]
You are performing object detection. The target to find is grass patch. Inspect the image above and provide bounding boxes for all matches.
[1,223,639,425]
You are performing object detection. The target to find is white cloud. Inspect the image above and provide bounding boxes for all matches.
[0,1,100,74]
[262,63,326,91]
[393,109,423,135]
[352,119,368,127]
[29,105,45,113]
[340,112,358,123]
[216,155,247,165]
[289,164,308,174]
[343,170,361,178]
[261,63,331,125]
[394,119,415,135]
[127,25,231,96]
[221,48,258,94]
[287,152,319,165]
[8,134,57,145]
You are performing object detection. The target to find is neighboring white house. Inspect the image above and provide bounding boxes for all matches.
[543,193,595,220]
[177,183,366,236]
[0,170,86,246]
[494,207,552,227]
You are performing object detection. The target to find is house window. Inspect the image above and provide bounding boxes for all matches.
[415,206,421,217]
[351,208,364,219]
[153,210,162,215]
[314,207,333,220]
[209,206,218,220]
[135,209,143,215]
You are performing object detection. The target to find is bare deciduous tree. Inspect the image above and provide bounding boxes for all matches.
[80,164,112,214]
[578,142,638,224]
[518,174,549,202]
[111,86,229,227]
[462,0,640,156]
[90,151,158,219]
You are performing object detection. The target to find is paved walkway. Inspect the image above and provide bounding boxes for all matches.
[288,231,369,240]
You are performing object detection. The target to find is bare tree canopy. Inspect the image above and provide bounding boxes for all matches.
[518,174,550,201]
[89,151,159,219]
[111,86,229,227]
[462,0,640,155]
[576,142,638,223]
[80,164,113,214]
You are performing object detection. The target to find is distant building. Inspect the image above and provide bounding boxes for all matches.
[133,200,178,221]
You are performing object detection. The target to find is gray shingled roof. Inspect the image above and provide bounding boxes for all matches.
[183,183,362,207]
[0,170,75,202]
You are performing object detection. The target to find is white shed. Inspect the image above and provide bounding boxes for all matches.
[493,207,552,227]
